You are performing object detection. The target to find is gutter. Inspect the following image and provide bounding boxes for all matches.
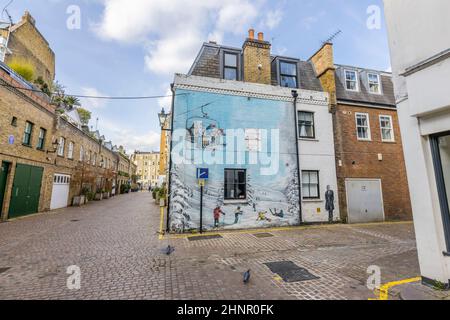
[292,90,303,224]
[166,83,176,232]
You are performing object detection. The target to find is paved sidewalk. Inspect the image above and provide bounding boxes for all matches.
[0,192,419,300]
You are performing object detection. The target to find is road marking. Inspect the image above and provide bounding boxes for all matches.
[158,207,165,240]
[370,277,421,300]
[159,220,413,241]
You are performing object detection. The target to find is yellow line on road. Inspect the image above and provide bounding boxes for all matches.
[158,207,165,240]
[370,277,421,300]
[158,219,412,241]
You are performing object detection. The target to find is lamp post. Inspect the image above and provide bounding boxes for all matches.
[158,108,171,132]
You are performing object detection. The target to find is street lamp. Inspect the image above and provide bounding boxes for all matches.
[158,108,171,131]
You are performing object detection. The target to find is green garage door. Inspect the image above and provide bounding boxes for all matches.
[9,164,44,219]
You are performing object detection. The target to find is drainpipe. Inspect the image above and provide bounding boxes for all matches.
[166,83,176,232]
[291,90,303,224]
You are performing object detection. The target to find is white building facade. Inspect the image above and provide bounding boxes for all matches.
[384,0,450,286]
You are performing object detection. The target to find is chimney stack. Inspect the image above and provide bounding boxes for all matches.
[248,29,255,40]
[258,32,264,41]
[242,29,271,85]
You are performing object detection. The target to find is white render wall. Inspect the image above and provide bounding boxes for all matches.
[384,0,450,284]
[298,101,339,223]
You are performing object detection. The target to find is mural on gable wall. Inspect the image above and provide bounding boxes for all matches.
[169,88,300,233]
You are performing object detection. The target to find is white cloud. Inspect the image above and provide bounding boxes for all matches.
[94,0,279,76]
[99,118,161,153]
[262,9,283,30]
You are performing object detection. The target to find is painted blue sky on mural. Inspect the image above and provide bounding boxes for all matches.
[1,0,390,152]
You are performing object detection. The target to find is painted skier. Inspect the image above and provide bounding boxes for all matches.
[234,207,243,224]
[256,211,272,222]
[213,206,225,228]
[270,208,285,218]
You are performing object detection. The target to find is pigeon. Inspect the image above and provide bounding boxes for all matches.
[243,269,251,284]
[165,245,175,255]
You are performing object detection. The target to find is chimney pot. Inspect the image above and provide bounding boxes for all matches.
[258,32,264,41]
[248,29,255,40]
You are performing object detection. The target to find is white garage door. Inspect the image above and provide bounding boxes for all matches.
[50,174,71,210]
[345,179,385,224]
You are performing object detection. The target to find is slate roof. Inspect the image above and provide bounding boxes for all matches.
[334,64,396,108]
[189,42,324,92]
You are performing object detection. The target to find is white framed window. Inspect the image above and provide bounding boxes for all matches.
[379,115,395,142]
[355,113,371,141]
[345,70,359,91]
[57,137,65,157]
[92,153,97,166]
[245,129,262,152]
[80,146,84,161]
[302,171,320,199]
[298,111,315,139]
[368,73,381,94]
[68,141,74,159]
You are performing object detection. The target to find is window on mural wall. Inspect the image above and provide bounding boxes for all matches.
[345,70,358,91]
[280,61,298,88]
[224,52,238,80]
[356,113,371,140]
[302,171,320,199]
[224,169,247,200]
[245,129,262,152]
[298,112,315,139]
[380,115,394,142]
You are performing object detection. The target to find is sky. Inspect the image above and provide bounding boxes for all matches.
[1,0,391,153]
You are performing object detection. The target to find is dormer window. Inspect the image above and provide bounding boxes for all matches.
[368,73,381,94]
[280,61,298,88]
[345,70,359,91]
[223,52,238,80]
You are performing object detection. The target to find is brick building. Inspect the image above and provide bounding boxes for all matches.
[310,43,412,223]
[131,151,160,189]
[0,11,135,221]
[0,11,55,85]
[0,62,127,220]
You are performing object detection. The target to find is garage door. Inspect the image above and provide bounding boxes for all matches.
[50,174,71,210]
[9,164,44,219]
[345,179,385,224]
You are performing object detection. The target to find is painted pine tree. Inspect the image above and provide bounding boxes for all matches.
[285,168,300,216]
[169,165,195,233]
[246,172,256,209]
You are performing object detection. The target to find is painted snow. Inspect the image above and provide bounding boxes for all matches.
[169,88,300,233]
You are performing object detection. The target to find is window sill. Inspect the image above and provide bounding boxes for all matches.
[223,199,248,205]
[299,138,319,142]
[36,148,45,152]
[382,140,396,144]
[357,139,372,142]
[443,251,450,257]
[22,143,32,148]
[302,198,324,203]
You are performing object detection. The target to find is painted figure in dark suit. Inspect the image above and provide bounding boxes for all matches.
[325,185,335,223]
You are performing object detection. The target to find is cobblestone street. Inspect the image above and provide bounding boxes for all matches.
[0,192,419,300]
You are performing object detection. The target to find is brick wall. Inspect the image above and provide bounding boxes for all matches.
[4,12,55,85]
[334,104,412,221]
[242,39,271,85]
[0,70,119,220]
